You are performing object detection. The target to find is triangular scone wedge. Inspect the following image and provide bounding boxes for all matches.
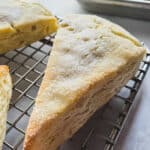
[0,66,12,149]
[24,15,146,150]
[0,0,57,54]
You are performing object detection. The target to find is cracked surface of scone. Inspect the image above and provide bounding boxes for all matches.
[0,66,12,150]
[0,0,57,54]
[24,15,146,150]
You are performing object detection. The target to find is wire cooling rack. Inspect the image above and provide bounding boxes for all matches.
[0,34,149,150]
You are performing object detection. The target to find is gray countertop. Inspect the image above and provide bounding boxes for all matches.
[31,0,150,149]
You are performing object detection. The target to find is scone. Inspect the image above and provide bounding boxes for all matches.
[24,15,146,150]
[0,66,12,150]
[0,0,57,54]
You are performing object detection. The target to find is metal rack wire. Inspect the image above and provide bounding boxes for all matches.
[0,35,149,150]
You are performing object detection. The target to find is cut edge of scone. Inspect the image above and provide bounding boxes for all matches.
[0,66,12,150]
[24,14,146,150]
[0,1,58,54]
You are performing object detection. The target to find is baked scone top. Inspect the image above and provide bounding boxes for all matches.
[24,15,146,150]
[33,15,146,121]
[0,0,57,39]
[48,15,146,82]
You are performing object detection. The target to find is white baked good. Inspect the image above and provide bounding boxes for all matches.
[0,66,12,150]
[0,0,57,54]
[24,15,146,150]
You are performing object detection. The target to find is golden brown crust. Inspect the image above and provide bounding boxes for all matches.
[0,65,9,76]
[24,15,146,150]
[0,65,12,150]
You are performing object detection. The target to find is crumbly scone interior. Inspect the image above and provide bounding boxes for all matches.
[0,0,56,40]
[0,0,57,53]
[0,68,12,150]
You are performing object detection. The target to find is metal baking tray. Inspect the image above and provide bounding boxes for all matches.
[77,0,150,20]
[0,35,150,150]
